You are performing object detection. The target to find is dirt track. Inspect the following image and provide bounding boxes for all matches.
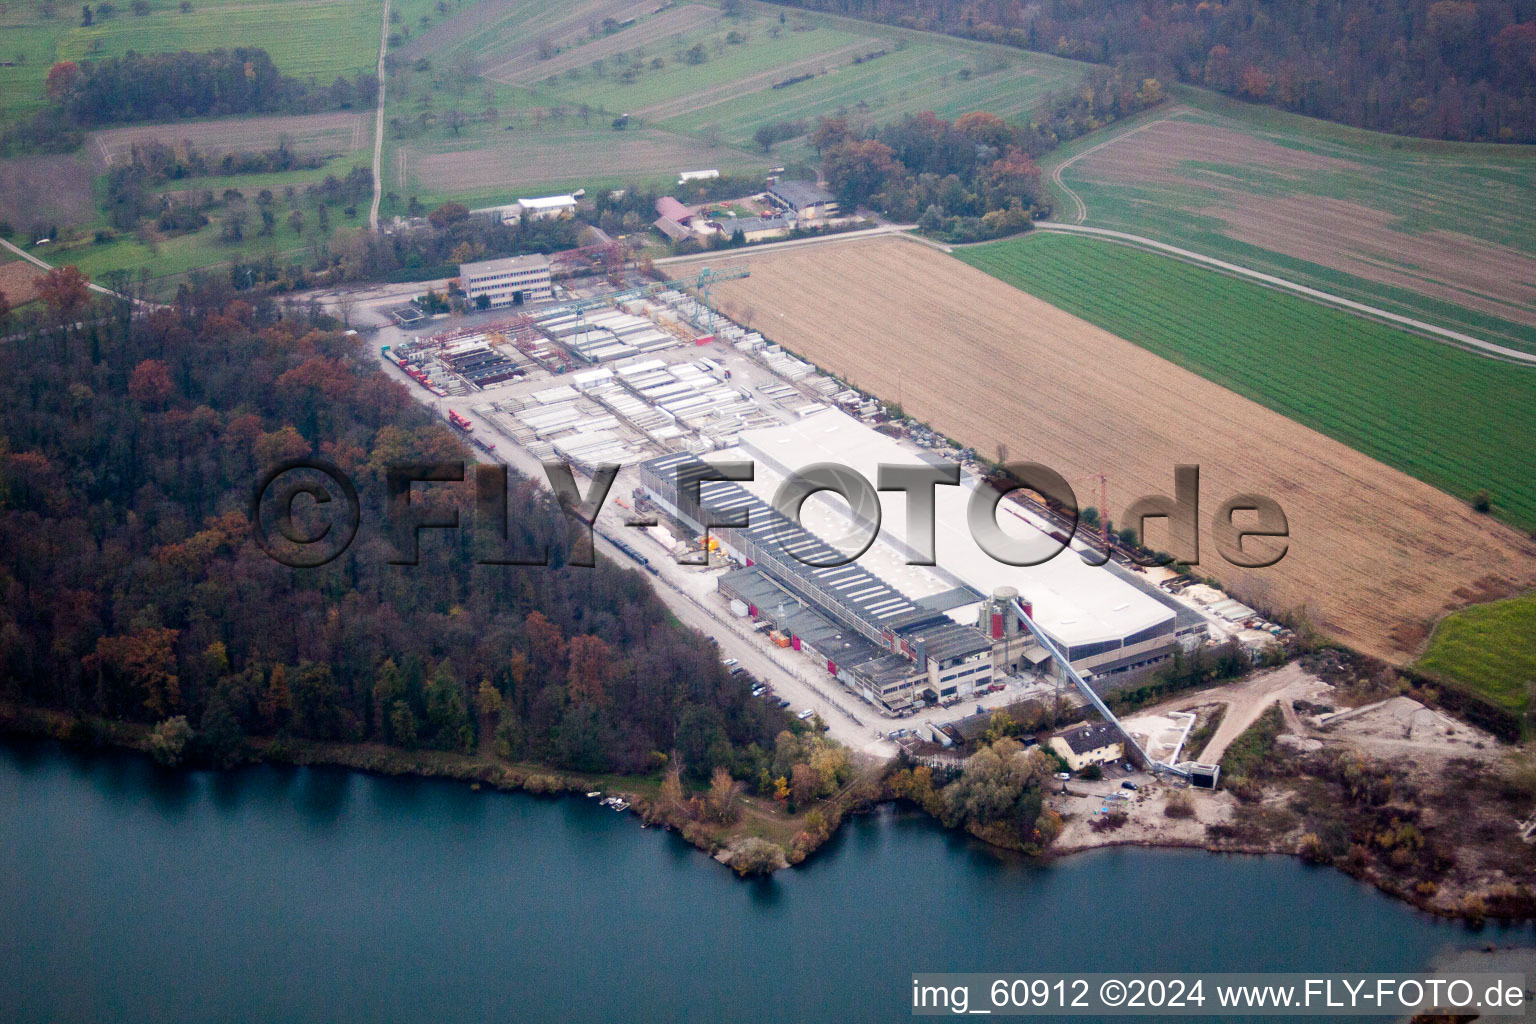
[1068,117,1536,328]
[706,236,1536,663]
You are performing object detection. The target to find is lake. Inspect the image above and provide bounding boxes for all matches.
[1,736,1528,1022]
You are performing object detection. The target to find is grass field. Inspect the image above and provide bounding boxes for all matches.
[0,0,383,130]
[1041,89,1536,353]
[1415,594,1536,714]
[381,0,1083,203]
[706,235,1536,664]
[956,232,1536,533]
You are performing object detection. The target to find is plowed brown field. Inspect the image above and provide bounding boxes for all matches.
[702,236,1536,663]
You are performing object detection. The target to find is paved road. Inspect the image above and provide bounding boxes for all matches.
[1032,222,1536,366]
[368,0,391,231]
[364,337,899,757]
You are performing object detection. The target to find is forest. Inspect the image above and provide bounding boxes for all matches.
[806,69,1163,241]
[766,0,1536,142]
[0,278,791,781]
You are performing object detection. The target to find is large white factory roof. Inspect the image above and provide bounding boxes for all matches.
[727,409,1174,651]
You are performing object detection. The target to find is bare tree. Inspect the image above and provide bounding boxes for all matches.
[334,290,358,328]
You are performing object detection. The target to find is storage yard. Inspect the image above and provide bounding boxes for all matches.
[699,235,1536,664]
[373,252,1295,740]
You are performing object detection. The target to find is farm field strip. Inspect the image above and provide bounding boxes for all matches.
[474,0,660,81]
[401,126,766,194]
[1414,594,1536,712]
[491,5,721,85]
[957,231,1536,530]
[532,26,875,119]
[703,235,1536,664]
[1041,94,1536,352]
[55,0,384,80]
[661,44,1074,144]
[89,111,372,170]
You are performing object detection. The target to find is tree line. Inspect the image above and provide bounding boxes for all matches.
[0,278,791,779]
[764,0,1536,142]
[4,47,378,154]
[810,69,1164,241]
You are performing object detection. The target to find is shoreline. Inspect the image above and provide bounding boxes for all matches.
[1,703,1525,925]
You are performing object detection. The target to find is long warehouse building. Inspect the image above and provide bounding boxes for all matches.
[639,408,1192,712]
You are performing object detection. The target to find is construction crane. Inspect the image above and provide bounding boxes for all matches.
[678,264,750,310]
[1008,596,1188,778]
[541,265,750,323]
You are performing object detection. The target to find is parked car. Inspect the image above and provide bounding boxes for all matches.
[722,657,738,667]
[796,709,815,720]
[1055,772,1071,781]
[1121,781,1138,790]
[728,667,744,676]
[751,686,766,697]
[776,698,792,709]
[1122,763,1135,773]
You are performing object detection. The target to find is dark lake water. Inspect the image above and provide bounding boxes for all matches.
[2,736,1529,1022]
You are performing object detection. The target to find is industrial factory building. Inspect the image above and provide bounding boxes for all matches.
[638,408,1189,713]
[460,254,554,308]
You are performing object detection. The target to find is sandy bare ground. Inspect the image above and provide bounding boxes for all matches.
[1054,675,1507,859]
[89,111,370,170]
[0,154,96,228]
[1052,781,1236,853]
[491,4,718,85]
[705,236,1536,663]
[0,260,45,305]
[407,129,759,192]
[1123,663,1330,764]
[1070,117,1536,328]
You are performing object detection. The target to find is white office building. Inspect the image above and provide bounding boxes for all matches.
[459,253,553,308]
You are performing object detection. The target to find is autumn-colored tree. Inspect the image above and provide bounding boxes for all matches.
[789,762,822,807]
[524,610,566,675]
[658,764,688,818]
[84,627,181,717]
[567,634,612,705]
[259,663,292,731]
[147,716,193,766]
[45,60,80,100]
[128,359,174,406]
[1239,66,1273,100]
[706,766,741,824]
[475,678,504,719]
[809,115,851,155]
[36,265,91,322]
[427,202,469,229]
[954,110,1011,150]
[821,138,900,208]
[773,775,790,803]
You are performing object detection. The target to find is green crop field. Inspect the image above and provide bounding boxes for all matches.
[1415,594,1536,714]
[1040,88,1536,354]
[956,231,1536,532]
[0,0,383,130]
